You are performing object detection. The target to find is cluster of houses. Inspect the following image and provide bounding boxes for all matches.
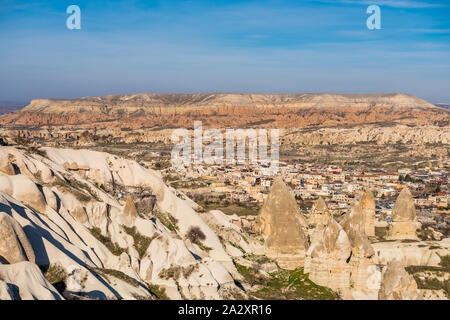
[163,161,450,215]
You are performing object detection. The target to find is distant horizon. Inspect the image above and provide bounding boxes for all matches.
[2,91,449,107]
[3,90,450,108]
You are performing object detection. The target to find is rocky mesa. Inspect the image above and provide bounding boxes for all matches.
[0,93,448,129]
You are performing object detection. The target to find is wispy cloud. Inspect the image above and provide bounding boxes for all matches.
[403,28,450,34]
[314,0,447,8]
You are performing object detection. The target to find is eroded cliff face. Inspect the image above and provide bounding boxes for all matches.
[0,146,243,300]
[0,93,448,158]
[16,93,442,113]
[282,126,450,146]
[0,93,448,130]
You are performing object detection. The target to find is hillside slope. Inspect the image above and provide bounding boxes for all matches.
[18,93,439,114]
[0,146,255,299]
[1,93,448,129]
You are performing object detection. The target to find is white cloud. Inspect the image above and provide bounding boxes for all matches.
[405,28,450,34]
[315,0,447,8]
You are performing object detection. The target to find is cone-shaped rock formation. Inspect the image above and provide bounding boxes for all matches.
[258,177,309,270]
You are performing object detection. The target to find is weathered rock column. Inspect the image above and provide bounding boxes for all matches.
[258,177,309,270]
[309,197,329,244]
[378,259,420,300]
[360,189,375,237]
[0,211,36,264]
[306,216,352,296]
[341,202,381,299]
[386,188,421,240]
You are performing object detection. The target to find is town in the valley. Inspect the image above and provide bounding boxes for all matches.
[151,154,449,241]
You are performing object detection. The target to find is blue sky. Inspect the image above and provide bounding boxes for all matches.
[0,0,449,103]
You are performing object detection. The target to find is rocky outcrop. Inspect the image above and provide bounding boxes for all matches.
[0,151,14,175]
[312,196,327,212]
[340,202,380,299]
[0,279,16,300]
[47,148,236,274]
[200,210,265,258]
[17,93,439,114]
[306,200,381,299]
[0,262,63,300]
[0,173,47,213]
[305,216,352,295]
[283,125,450,146]
[392,188,417,221]
[341,203,375,259]
[0,146,245,300]
[70,206,89,225]
[309,197,330,244]
[258,177,308,270]
[1,93,447,130]
[310,196,328,225]
[121,195,138,227]
[139,232,237,299]
[360,189,375,237]
[0,211,35,264]
[386,188,421,240]
[372,240,448,267]
[378,259,420,300]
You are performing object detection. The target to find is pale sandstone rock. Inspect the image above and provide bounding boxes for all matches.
[0,151,14,175]
[121,195,138,227]
[200,210,264,258]
[0,146,289,299]
[85,202,109,233]
[256,177,307,236]
[43,148,235,276]
[70,206,89,225]
[0,261,63,300]
[372,240,447,267]
[140,233,236,299]
[307,217,352,295]
[69,162,79,171]
[392,188,417,221]
[386,188,421,240]
[309,197,330,244]
[283,125,450,146]
[378,259,420,300]
[341,202,380,297]
[11,157,35,180]
[258,177,308,270]
[312,196,327,213]
[360,189,375,237]
[341,202,374,259]
[39,166,55,183]
[0,150,156,299]
[42,187,59,212]
[0,211,35,264]
[0,173,47,213]
[0,191,154,300]
[0,279,15,300]
[309,196,328,224]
